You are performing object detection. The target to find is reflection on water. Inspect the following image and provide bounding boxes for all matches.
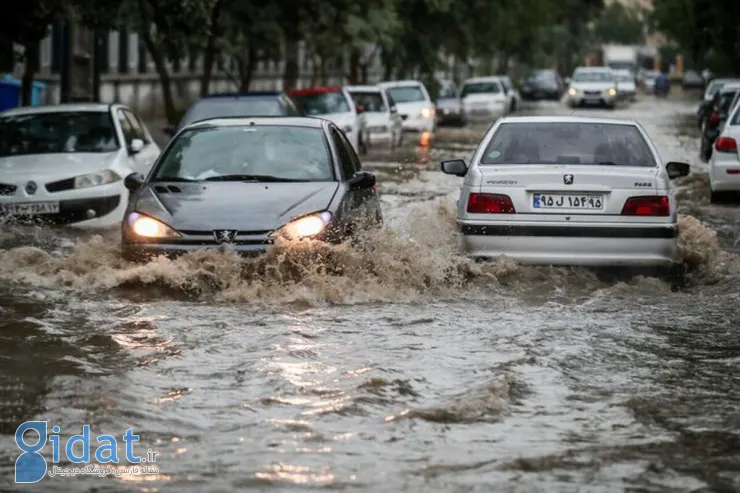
[1,98,740,492]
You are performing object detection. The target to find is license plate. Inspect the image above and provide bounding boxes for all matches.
[0,201,60,215]
[533,193,603,210]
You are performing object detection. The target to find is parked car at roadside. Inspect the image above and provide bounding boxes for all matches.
[696,78,740,128]
[499,75,521,113]
[708,97,740,203]
[377,80,437,134]
[699,83,740,162]
[0,103,160,228]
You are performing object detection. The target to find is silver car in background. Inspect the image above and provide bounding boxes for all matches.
[440,116,690,269]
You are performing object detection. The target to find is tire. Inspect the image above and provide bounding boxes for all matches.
[710,190,725,203]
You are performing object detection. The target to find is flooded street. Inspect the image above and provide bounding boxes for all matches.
[2,96,740,492]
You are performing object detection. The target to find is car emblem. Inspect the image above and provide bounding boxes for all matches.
[213,230,237,244]
[563,174,574,185]
[25,181,37,195]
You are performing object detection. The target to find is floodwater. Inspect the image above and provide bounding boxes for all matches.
[1,95,740,493]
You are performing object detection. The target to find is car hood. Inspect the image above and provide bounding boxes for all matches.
[134,181,339,231]
[571,82,615,91]
[0,151,123,182]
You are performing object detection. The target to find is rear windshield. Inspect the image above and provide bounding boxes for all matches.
[0,111,119,157]
[386,86,426,103]
[461,82,501,97]
[155,125,333,182]
[572,71,614,83]
[178,99,288,130]
[480,122,656,167]
[348,91,386,112]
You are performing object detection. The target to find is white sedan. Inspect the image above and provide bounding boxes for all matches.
[708,97,740,202]
[0,103,160,227]
[441,116,690,268]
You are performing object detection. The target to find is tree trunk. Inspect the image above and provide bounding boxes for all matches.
[282,38,299,91]
[140,28,177,123]
[237,44,258,92]
[348,47,360,83]
[200,0,223,96]
[21,40,40,106]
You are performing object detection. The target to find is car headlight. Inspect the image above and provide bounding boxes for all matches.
[608,88,617,96]
[74,170,121,189]
[568,88,577,96]
[279,211,332,240]
[342,125,353,133]
[420,107,435,118]
[126,212,180,238]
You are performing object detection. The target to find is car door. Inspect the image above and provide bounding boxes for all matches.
[336,127,380,221]
[328,126,362,230]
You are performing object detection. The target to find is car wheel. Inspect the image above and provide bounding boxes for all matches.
[710,190,725,203]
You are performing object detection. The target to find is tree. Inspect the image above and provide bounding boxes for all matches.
[593,1,645,45]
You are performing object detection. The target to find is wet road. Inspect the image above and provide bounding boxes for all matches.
[1,95,740,492]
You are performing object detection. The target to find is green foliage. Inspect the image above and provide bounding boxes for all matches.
[593,2,645,45]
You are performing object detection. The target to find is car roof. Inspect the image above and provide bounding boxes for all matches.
[0,103,113,116]
[345,85,381,92]
[497,115,637,126]
[710,78,740,84]
[378,80,423,88]
[720,83,740,92]
[184,116,327,130]
[463,76,502,83]
[200,91,284,99]
[574,66,612,72]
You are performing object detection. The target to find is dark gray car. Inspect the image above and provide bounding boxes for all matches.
[121,117,382,261]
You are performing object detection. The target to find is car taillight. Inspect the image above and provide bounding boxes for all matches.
[715,136,737,153]
[621,196,670,216]
[709,112,720,125]
[466,193,516,213]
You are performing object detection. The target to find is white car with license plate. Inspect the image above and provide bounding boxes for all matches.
[566,67,618,109]
[345,85,403,150]
[441,116,690,268]
[708,98,740,202]
[0,103,160,227]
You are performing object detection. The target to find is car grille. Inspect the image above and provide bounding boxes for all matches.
[584,90,601,96]
[45,178,75,193]
[171,229,275,246]
[0,183,16,195]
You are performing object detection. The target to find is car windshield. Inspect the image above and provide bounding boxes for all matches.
[616,74,633,82]
[386,86,426,103]
[178,99,286,130]
[533,71,556,81]
[349,91,386,112]
[438,84,458,98]
[292,92,351,115]
[572,72,614,83]
[155,125,334,182]
[0,111,119,157]
[461,82,501,97]
[480,122,655,167]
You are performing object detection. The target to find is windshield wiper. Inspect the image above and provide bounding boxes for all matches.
[203,174,308,182]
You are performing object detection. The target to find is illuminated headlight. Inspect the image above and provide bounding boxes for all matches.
[568,88,577,96]
[608,88,617,96]
[420,107,435,118]
[280,211,332,239]
[74,170,121,189]
[342,125,353,133]
[126,212,180,238]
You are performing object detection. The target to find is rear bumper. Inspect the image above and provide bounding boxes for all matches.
[709,155,740,191]
[459,222,678,266]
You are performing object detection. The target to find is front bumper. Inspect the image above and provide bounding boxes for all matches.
[436,109,465,124]
[566,93,616,107]
[400,116,435,133]
[122,242,271,262]
[459,221,678,267]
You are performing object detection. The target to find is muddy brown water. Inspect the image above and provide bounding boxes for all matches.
[1,96,740,492]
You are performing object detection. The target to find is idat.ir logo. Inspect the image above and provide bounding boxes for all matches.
[15,421,158,483]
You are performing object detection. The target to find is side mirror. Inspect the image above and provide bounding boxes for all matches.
[124,172,146,192]
[389,106,397,114]
[128,138,145,155]
[441,159,468,177]
[348,171,376,190]
[666,161,690,179]
[163,126,175,136]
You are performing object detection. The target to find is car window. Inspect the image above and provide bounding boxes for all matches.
[336,128,361,172]
[291,90,351,116]
[386,86,426,103]
[348,91,387,112]
[572,71,614,82]
[0,111,120,156]
[461,82,501,97]
[177,98,286,131]
[719,91,739,113]
[480,122,656,167]
[329,128,355,180]
[121,109,148,143]
[155,125,334,181]
[384,90,398,110]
